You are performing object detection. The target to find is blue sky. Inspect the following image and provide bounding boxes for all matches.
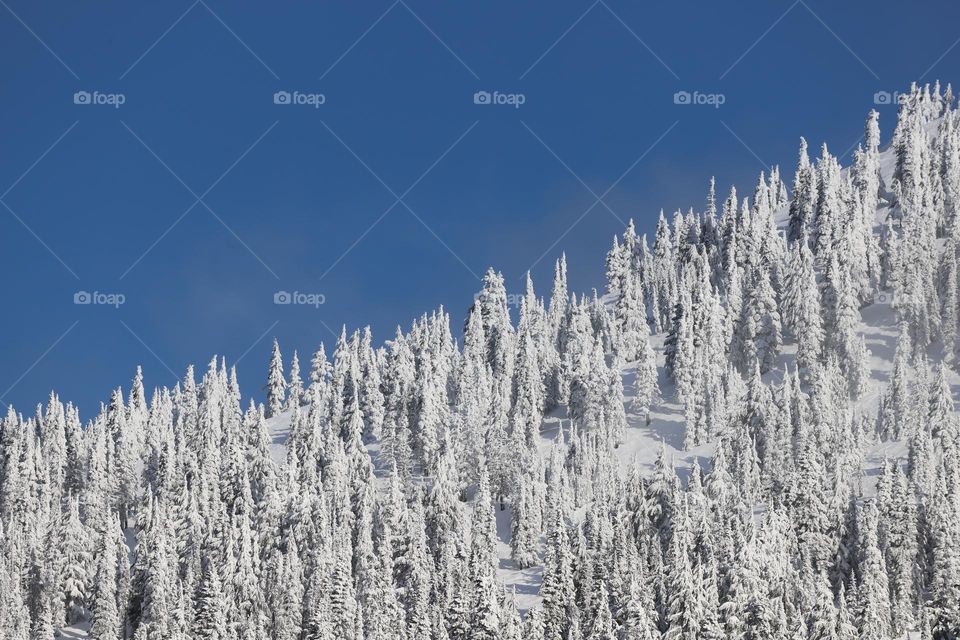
[1,0,958,417]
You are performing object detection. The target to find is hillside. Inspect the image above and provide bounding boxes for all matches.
[6,81,960,640]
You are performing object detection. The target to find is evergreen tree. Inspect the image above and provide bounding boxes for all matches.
[90,533,121,640]
[193,560,229,640]
[782,237,824,372]
[60,496,91,624]
[266,339,286,418]
[286,350,303,410]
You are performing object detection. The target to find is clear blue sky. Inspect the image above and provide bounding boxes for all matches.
[1,0,957,417]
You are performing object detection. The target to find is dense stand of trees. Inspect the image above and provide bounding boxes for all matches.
[2,81,960,639]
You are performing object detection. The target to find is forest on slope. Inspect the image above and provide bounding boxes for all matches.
[2,81,960,639]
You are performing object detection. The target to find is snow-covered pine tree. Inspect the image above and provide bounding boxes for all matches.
[266,339,286,418]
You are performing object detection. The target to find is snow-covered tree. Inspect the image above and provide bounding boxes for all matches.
[266,339,286,418]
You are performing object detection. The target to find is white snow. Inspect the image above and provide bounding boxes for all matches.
[256,120,960,615]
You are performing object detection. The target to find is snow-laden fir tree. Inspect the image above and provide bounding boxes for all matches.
[266,339,286,418]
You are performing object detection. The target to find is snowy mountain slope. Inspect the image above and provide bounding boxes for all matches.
[253,111,960,620]
[15,83,959,640]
